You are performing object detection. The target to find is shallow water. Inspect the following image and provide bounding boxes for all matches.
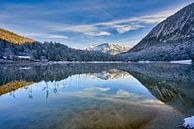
[0,62,193,129]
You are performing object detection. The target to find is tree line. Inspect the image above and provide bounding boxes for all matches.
[0,40,125,61]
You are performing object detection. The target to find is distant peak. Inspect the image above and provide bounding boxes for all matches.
[86,43,130,55]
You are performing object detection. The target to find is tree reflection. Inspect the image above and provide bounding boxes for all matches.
[0,62,193,114]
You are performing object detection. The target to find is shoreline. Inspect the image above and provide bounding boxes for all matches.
[0,60,193,65]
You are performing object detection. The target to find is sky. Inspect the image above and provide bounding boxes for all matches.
[0,0,193,48]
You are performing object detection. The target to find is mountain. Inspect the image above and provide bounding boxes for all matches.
[86,43,130,55]
[0,28,123,62]
[121,63,194,114]
[88,69,130,80]
[0,40,121,61]
[120,3,194,61]
[0,28,36,44]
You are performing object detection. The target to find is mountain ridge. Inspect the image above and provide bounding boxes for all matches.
[120,3,194,61]
[86,43,130,55]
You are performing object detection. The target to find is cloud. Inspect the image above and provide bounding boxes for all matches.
[23,9,172,38]
[84,31,111,36]
[48,35,69,39]
[3,6,177,41]
[51,24,111,37]
[50,8,175,36]
[1,0,189,48]
[25,33,45,37]
[1,0,189,39]
[114,24,144,34]
[25,33,69,40]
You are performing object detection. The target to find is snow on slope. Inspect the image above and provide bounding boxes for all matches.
[183,116,194,129]
[120,3,194,61]
[86,43,130,55]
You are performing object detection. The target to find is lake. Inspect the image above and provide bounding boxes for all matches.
[0,62,194,129]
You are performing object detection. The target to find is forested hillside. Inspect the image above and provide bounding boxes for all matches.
[0,28,36,44]
[0,27,124,61]
[0,40,122,61]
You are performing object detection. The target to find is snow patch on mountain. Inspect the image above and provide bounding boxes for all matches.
[120,3,194,61]
[85,43,130,55]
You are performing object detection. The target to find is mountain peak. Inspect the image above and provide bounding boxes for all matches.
[86,43,130,55]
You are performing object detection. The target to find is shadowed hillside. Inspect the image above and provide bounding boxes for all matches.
[120,3,194,61]
[121,63,194,114]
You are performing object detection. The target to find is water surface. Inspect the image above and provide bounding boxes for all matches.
[0,62,194,129]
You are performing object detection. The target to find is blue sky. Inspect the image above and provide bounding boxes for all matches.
[0,0,192,48]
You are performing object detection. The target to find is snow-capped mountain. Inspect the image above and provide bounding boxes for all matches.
[121,3,194,61]
[88,69,130,80]
[86,43,130,55]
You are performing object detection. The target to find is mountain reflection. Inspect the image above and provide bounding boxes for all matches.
[0,62,194,129]
[0,63,194,114]
[88,69,130,80]
[121,63,194,115]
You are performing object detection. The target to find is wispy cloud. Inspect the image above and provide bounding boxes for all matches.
[0,0,191,47]
[48,35,69,39]
[50,9,174,36]
[84,31,111,36]
[25,33,68,40]
[52,24,111,36]
[114,24,144,34]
